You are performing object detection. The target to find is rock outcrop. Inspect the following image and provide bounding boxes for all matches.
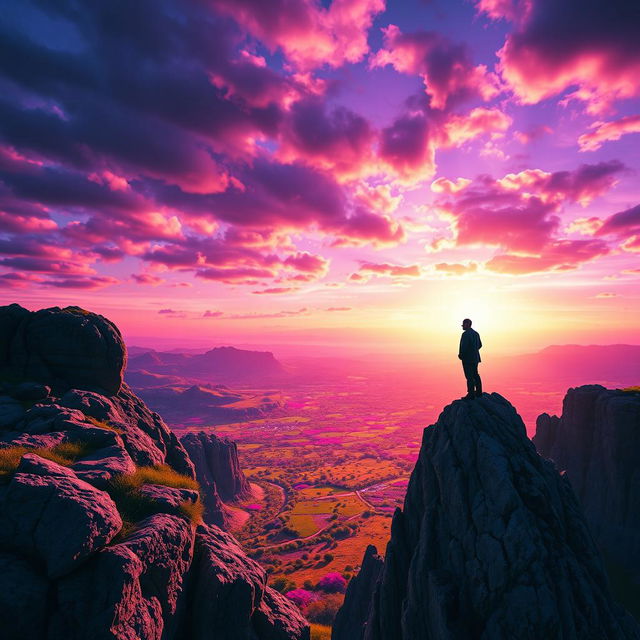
[332,545,383,640]
[337,393,639,640]
[0,304,308,640]
[181,431,251,525]
[0,304,126,395]
[534,385,640,580]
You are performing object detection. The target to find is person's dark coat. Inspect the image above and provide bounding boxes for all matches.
[458,328,482,363]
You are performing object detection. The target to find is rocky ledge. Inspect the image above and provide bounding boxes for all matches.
[0,304,308,640]
[181,431,252,526]
[335,393,639,640]
[535,385,640,581]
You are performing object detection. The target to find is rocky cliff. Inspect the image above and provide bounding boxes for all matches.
[0,304,308,640]
[181,431,251,526]
[335,393,639,640]
[534,385,640,581]
[331,544,383,640]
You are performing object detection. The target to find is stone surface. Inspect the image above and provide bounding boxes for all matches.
[181,431,250,526]
[332,545,383,640]
[52,513,194,640]
[183,524,309,640]
[0,304,126,395]
[0,552,49,640]
[0,459,122,578]
[0,395,25,428]
[138,483,199,510]
[534,385,640,580]
[340,393,639,640]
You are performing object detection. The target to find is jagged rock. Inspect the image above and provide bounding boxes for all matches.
[0,304,308,640]
[60,386,195,477]
[332,545,383,640]
[0,458,122,578]
[253,587,312,640]
[0,552,49,640]
[534,385,640,580]
[0,304,126,395]
[52,513,194,640]
[183,524,309,640]
[343,393,639,640]
[181,431,250,525]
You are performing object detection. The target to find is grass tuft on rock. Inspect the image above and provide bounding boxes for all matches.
[107,464,203,539]
[85,415,123,433]
[0,441,95,481]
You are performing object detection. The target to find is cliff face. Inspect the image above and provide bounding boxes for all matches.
[338,393,639,640]
[0,304,308,640]
[332,545,383,640]
[534,385,640,579]
[181,431,251,526]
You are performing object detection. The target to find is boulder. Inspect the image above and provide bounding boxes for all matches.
[53,514,194,640]
[0,396,25,429]
[340,393,639,640]
[0,304,126,395]
[182,524,309,639]
[0,458,122,578]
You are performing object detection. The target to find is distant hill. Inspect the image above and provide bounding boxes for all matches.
[127,345,286,383]
[498,344,640,385]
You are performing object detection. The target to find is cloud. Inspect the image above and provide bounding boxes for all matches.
[485,239,609,274]
[578,115,640,151]
[278,98,375,178]
[212,0,385,71]
[252,287,298,294]
[434,262,478,275]
[357,261,422,277]
[495,0,640,114]
[203,310,224,317]
[597,203,640,237]
[431,177,472,194]
[326,306,352,311]
[594,292,618,298]
[131,273,164,286]
[371,25,500,109]
[158,308,187,317]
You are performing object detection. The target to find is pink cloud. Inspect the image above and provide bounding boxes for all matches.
[578,115,640,151]
[441,108,512,147]
[434,262,478,275]
[0,211,57,233]
[278,98,375,178]
[39,275,119,289]
[252,287,298,294]
[284,252,329,276]
[131,273,165,286]
[203,310,224,317]
[514,124,553,145]
[371,25,500,109]
[496,0,640,114]
[485,239,609,274]
[212,0,385,71]
[431,177,472,194]
[358,261,422,277]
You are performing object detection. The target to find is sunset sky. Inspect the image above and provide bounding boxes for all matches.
[1,0,639,354]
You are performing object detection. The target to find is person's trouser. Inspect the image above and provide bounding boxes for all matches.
[462,360,482,395]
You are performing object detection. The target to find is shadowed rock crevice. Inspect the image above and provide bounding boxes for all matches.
[336,392,639,640]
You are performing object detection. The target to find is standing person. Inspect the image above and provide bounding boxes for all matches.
[458,318,482,400]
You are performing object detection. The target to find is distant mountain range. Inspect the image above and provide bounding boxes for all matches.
[126,345,287,384]
[498,344,640,384]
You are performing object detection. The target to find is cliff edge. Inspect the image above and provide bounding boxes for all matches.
[0,304,308,640]
[335,392,639,640]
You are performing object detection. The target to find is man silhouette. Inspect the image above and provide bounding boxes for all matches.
[458,318,482,399]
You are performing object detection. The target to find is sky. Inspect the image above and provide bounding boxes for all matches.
[0,0,639,355]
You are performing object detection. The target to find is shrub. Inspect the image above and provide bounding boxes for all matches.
[310,624,331,640]
[317,571,347,593]
[305,593,344,625]
[285,588,316,608]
